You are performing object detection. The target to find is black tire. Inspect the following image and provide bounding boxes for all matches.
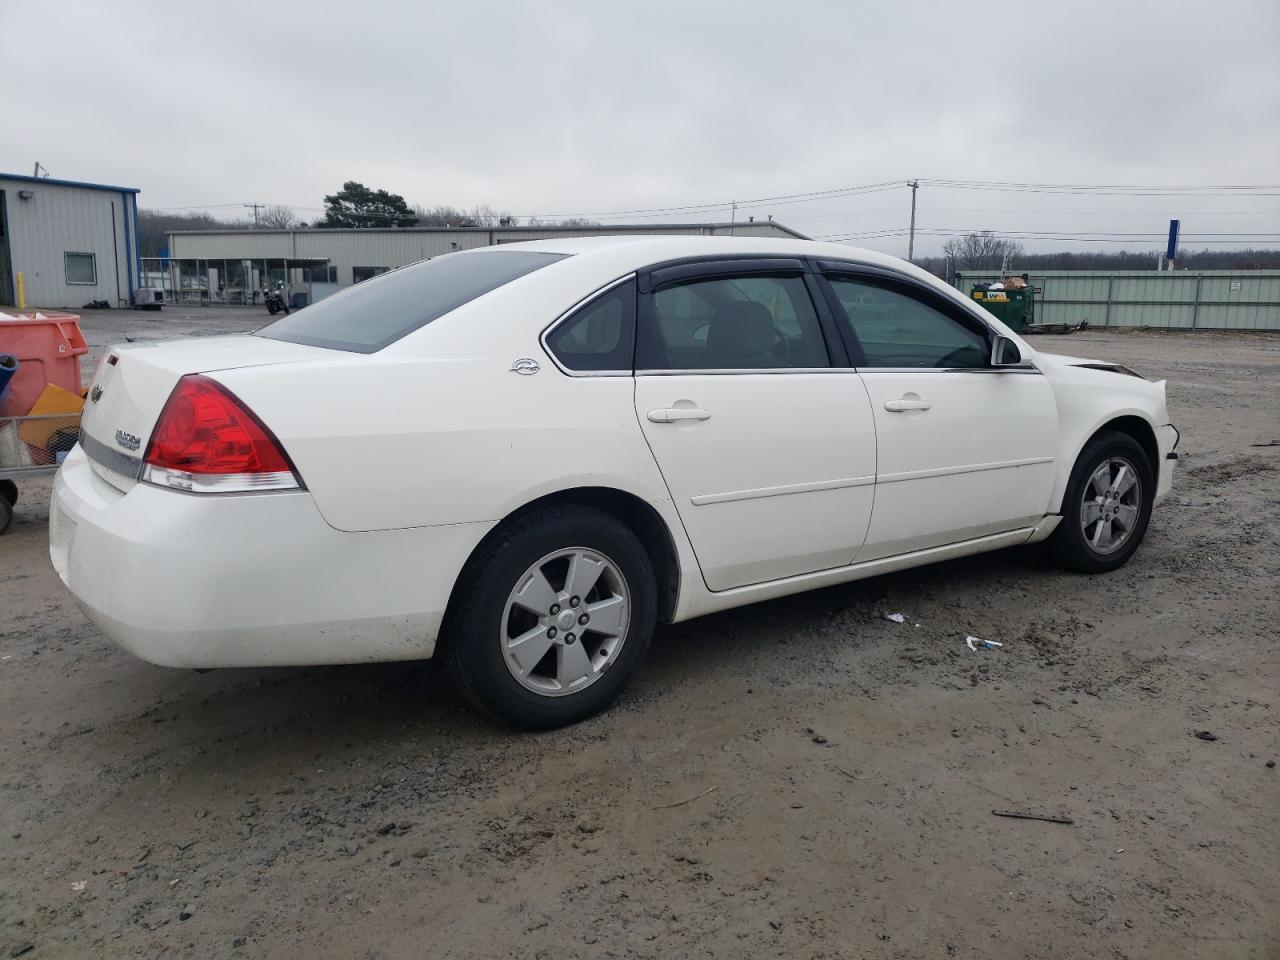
[266,303,280,316]
[0,496,12,535]
[0,479,16,506]
[1049,430,1154,573]
[442,505,657,730]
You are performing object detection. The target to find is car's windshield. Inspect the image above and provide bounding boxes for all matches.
[257,250,569,353]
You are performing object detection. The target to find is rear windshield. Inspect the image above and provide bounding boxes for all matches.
[257,250,568,353]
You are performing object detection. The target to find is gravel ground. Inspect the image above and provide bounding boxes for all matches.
[2,310,1277,959]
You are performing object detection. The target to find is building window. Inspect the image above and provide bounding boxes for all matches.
[353,266,388,284]
[65,252,97,285]
[306,264,337,284]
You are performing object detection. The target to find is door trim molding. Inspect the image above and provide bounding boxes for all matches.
[877,456,1054,485]
[678,526,1037,618]
[690,474,875,506]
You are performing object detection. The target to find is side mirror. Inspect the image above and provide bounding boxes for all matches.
[991,336,1028,368]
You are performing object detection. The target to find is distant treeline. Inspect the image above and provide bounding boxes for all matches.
[916,248,1280,278]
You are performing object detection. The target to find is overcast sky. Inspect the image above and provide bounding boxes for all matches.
[4,0,1278,256]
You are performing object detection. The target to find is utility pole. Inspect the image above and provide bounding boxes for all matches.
[244,202,265,228]
[907,180,919,262]
[32,161,49,178]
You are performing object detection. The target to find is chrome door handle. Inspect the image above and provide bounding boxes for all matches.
[647,407,712,423]
[884,398,931,412]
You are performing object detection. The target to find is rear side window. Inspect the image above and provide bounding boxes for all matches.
[258,250,568,353]
[638,274,829,370]
[544,279,635,372]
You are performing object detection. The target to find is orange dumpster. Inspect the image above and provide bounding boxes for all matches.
[0,312,88,417]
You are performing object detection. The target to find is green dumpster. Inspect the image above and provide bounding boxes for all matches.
[971,281,1034,332]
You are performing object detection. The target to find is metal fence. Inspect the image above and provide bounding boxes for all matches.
[953,270,1280,330]
[139,257,333,307]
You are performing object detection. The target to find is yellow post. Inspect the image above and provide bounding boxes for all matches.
[15,272,25,310]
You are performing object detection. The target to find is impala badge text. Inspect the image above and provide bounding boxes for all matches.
[115,429,141,452]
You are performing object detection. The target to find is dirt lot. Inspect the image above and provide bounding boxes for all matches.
[2,310,1277,959]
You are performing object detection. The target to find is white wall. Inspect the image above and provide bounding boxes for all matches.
[0,178,138,308]
[168,222,808,289]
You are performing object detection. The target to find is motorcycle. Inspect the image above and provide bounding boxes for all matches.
[264,284,290,316]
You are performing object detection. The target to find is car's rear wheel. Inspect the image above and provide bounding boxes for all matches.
[1049,430,1154,573]
[443,506,657,729]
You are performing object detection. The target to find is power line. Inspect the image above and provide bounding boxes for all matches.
[139,177,1280,232]
[515,180,906,221]
[817,227,1280,245]
[919,179,1280,197]
[921,178,1280,190]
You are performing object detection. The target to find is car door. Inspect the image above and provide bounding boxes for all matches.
[632,258,878,592]
[816,264,1059,561]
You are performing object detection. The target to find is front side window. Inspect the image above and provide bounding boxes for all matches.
[65,252,97,285]
[259,250,568,353]
[639,273,829,370]
[826,277,988,368]
[544,279,635,372]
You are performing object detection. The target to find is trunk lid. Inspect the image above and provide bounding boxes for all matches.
[79,335,332,491]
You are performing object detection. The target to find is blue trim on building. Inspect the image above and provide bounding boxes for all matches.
[0,172,141,195]
[121,191,135,302]
[131,192,141,295]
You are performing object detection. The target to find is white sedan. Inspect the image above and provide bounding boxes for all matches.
[51,236,1178,728]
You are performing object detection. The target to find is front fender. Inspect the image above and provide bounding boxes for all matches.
[1038,357,1171,513]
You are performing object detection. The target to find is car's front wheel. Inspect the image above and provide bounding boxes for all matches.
[443,506,657,729]
[1049,430,1154,573]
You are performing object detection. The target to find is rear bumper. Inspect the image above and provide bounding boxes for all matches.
[50,445,493,668]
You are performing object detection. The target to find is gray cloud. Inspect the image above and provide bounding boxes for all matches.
[4,0,1277,255]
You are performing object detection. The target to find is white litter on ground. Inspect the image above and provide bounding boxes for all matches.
[885,612,906,624]
[966,636,1003,652]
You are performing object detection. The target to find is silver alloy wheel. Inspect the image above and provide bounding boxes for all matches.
[1080,456,1142,555]
[501,547,631,697]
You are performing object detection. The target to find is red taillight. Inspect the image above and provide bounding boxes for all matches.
[141,375,301,493]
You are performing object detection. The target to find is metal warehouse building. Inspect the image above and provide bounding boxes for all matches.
[0,173,141,309]
[161,220,807,305]
[955,269,1280,330]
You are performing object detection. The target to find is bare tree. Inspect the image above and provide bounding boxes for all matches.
[941,232,1025,272]
[136,210,251,257]
[259,205,298,229]
[463,204,515,228]
[412,204,465,227]
[409,204,515,227]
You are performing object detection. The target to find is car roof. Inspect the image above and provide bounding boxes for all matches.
[481,233,886,263]
[388,233,1029,357]
[473,233,948,292]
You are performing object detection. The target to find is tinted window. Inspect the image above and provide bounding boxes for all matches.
[545,279,635,372]
[259,250,568,353]
[827,277,988,368]
[639,274,829,370]
[352,266,388,283]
